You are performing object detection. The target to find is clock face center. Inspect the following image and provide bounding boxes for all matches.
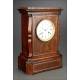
[36,19,55,42]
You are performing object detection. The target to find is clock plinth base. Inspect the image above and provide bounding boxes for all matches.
[18,52,62,74]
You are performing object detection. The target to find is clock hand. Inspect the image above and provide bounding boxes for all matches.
[48,31,51,34]
[39,32,43,35]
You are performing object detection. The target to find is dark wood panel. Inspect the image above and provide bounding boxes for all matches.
[33,58,61,73]
[32,15,58,55]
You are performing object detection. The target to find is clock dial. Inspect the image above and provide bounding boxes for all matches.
[36,19,55,42]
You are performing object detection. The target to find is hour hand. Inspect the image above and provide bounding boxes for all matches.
[39,32,43,35]
[48,31,51,34]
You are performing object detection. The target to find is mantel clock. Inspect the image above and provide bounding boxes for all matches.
[18,7,63,74]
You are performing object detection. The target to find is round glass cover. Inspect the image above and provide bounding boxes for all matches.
[36,19,55,42]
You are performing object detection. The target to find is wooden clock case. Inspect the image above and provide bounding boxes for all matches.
[18,7,63,74]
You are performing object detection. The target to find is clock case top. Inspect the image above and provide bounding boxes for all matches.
[18,7,63,74]
[18,7,63,14]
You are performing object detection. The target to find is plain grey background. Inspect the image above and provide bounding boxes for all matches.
[13,0,67,80]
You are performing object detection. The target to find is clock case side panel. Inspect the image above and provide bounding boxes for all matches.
[18,9,33,73]
[18,10,33,57]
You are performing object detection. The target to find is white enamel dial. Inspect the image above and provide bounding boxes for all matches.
[36,19,55,42]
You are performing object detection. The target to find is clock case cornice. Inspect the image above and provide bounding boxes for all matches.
[18,7,63,15]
